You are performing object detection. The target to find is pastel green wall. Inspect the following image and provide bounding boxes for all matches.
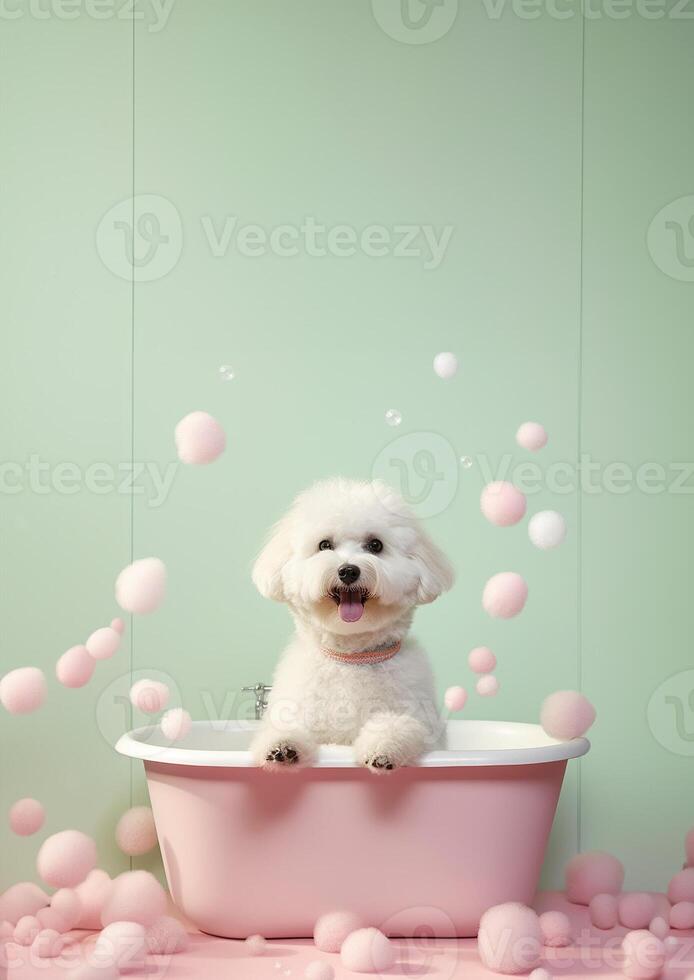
[1,1,692,898]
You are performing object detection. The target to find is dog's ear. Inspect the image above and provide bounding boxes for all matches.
[252,516,293,602]
[414,528,455,604]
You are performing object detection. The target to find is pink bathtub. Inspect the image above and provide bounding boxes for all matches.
[116,720,588,939]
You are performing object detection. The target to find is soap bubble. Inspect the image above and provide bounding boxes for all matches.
[218,365,235,381]
[385,409,402,427]
[460,456,473,469]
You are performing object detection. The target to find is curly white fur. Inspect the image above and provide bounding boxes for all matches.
[250,478,454,771]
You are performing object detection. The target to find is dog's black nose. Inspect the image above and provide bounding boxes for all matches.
[338,564,361,585]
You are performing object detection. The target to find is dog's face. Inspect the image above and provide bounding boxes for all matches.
[252,478,454,636]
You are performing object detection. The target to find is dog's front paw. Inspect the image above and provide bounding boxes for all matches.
[364,754,396,773]
[265,743,301,767]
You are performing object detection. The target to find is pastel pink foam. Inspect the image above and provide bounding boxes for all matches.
[101,870,167,928]
[32,928,65,958]
[0,883,49,925]
[0,667,47,714]
[648,916,669,940]
[516,421,548,452]
[305,962,335,980]
[50,889,82,932]
[67,965,119,980]
[529,970,553,980]
[477,675,499,697]
[444,686,467,712]
[244,934,267,956]
[541,691,596,740]
[621,930,666,980]
[145,915,189,954]
[56,645,95,687]
[619,893,656,930]
[590,893,619,929]
[566,852,624,905]
[115,806,158,857]
[95,921,147,973]
[0,921,13,940]
[37,907,68,932]
[14,916,40,946]
[74,869,112,930]
[478,903,542,974]
[539,910,571,947]
[670,901,694,930]
[314,911,363,953]
[37,830,97,889]
[85,627,120,661]
[161,708,192,742]
[341,928,395,973]
[110,617,125,635]
[468,646,496,674]
[115,558,167,615]
[483,572,528,619]
[480,482,527,527]
[9,798,45,836]
[129,679,169,714]
[175,410,226,465]
[668,869,694,904]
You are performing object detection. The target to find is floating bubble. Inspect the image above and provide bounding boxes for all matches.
[218,365,235,382]
[384,409,402,427]
[460,456,473,469]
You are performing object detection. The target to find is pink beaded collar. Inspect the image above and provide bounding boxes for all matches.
[319,641,401,666]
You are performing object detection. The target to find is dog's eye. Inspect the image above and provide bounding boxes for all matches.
[318,539,333,551]
[365,538,383,554]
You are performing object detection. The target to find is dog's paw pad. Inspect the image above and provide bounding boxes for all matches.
[366,754,395,771]
[265,744,300,765]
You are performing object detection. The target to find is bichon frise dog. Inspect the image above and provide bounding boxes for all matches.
[250,477,454,771]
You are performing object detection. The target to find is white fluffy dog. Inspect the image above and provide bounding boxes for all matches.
[250,477,454,771]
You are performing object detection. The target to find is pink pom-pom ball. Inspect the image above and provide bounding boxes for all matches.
[670,902,694,930]
[314,911,363,953]
[244,934,267,956]
[0,921,13,940]
[305,963,335,980]
[621,930,666,980]
[341,927,395,973]
[32,928,65,958]
[67,965,119,980]
[516,421,548,452]
[482,572,528,619]
[668,869,694,904]
[480,482,527,527]
[85,627,120,662]
[541,691,596,740]
[9,798,45,836]
[101,870,167,928]
[539,910,572,947]
[0,882,49,925]
[566,852,624,905]
[590,893,619,929]
[95,921,147,973]
[110,618,125,635]
[14,916,40,946]
[478,903,542,974]
[115,806,158,857]
[0,667,47,714]
[620,894,656,930]
[477,674,499,697]
[468,646,496,674]
[685,827,694,867]
[145,916,189,954]
[37,830,97,888]
[115,557,167,616]
[160,708,192,742]
[444,686,467,712]
[433,352,458,380]
[175,410,226,465]
[649,916,669,940]
[74,870,111,930]
[56,645,95,688]
[129,679,169,715]
[50,888,82,932]
[37,906,68,932]
[529,971,553,980]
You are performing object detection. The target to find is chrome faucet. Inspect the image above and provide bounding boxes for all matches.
[242,682,272,720]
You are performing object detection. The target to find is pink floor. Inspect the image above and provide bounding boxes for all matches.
[7,893,694,980]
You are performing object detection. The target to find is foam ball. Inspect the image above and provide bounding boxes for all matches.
[68,965,119,980]
[14,916,40,946]
[477,674,499,697]
[9,798,45,836]
[478,903,542,974]
[37,906,68,932]
[115,806,157,857]
[566,852,624,905]
[85,627,120,662]
[145,916,189,954]
[444,686,467,712]
[115,558,167,616]
[341,928,395,973]
[468,646,496,674]
[649,917,669,940]
[663,936,678,955]
[541,691,596,740]
[95,921,147,973]
[111,618,125,634]
[670,902,694,930]
[175,410,226,465]
[621,930,666,980]
[685,827,694,867]
[529,511,567,550]
[160,708,192,742]
[32,928,65,958]
[480,482,527,527]
[37,830,97,888]
[0,667,47,714]
[101,870,167,928]
[50,889,82,932]
[482,572,528,619]
[620,894,656,930]
[529,971,553,980]
[129,679,169,715]
[668,869,694,904]
[244,934,267,956]
[539,910,571,947]
[0,921,13,940]
[516,421,548,452]
[314,911,363,953]
[433,352,458,380]
[56,645,95,687]
[590,893,619,929]
[0,882,49,924]
[305,963,335,980]
[74,870,112,930]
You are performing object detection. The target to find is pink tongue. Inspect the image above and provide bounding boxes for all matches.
[339,592,364,623]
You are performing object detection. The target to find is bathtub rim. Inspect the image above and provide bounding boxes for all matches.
[116,719,589,769]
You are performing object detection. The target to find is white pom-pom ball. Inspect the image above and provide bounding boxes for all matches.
[95,921,147,973]
[160,708,192,742]
[433,352,458,380]
[115,557,167,615]
[37,830,97,889]
[305,962,335,980]
[115,806,158,857]
[476,675,499,697]
[129,679,169,714]
[529,511,567,551]
[145,916,189,954]
[101,870,167,927]
[539,910,571,947]
[244,934,267,956]
[341,928,395,973]
[478,903,542,974]
[175,410,226,465]
[9,798,45,836]
[529,970,553,980]
[314,911,363,953]
[621,930,666,980]
[68,965,119,980]
[0,667,47,714]
[516,422,548,452]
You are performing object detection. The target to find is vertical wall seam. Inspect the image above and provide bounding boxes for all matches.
[128,9,136,873]
[576,8,586,856]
